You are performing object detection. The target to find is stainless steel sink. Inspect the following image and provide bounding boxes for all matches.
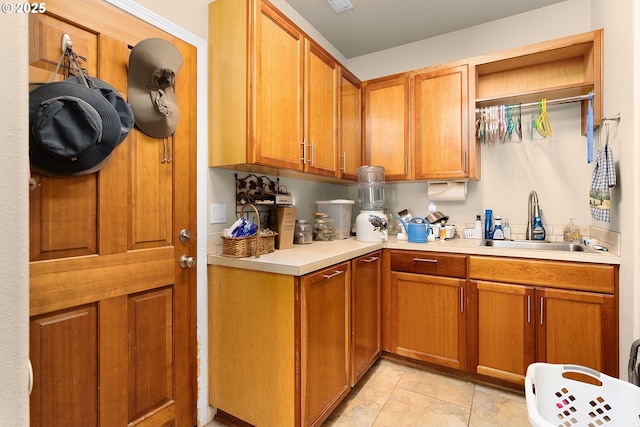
[481,240,593,252]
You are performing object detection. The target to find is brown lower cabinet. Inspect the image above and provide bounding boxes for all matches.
[209,251,382,427]
[382,250,618,388]
[467,256,618,385]
[351,251,382,385]
[384,250,468,370]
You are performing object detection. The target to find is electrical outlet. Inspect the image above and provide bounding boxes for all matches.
[210,203,227,224]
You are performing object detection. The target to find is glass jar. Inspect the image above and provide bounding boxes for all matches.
[312,213,334,241]
[294,219,313,244]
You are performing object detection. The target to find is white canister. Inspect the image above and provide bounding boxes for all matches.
[431,223,441,239]
[445,224,456,239]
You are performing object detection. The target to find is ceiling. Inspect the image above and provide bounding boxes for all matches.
[283,0,567,58]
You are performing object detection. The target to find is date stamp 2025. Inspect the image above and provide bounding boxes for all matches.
[2,2,46,14]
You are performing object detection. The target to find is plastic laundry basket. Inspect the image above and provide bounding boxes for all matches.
[525,363,640,427]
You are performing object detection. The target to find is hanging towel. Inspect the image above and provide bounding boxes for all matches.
[589,144,616,222]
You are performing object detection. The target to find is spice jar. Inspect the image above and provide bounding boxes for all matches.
[312,212,334,241]
[294,219,313,244]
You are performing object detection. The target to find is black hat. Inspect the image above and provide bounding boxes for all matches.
[29,79,126,176]
[68,75,134,144]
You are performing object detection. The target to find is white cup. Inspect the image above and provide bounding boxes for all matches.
[431,224,441,238]
[445,225,456,239]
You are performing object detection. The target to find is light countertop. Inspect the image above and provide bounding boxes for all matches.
[208,235,620,276]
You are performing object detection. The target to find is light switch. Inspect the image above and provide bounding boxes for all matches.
[210,203,227,224]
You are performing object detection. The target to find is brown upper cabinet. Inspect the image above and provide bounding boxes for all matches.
[209,0,358,181]
[363,75,412,181]
[413,65,472,180]
[209,0,602,183]
[338,68,363,181]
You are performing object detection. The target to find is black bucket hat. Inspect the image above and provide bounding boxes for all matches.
[29,78,130,176]
[68,75,135,144]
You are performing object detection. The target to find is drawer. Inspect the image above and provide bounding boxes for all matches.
[468,255,616,294]
[389,250,466,278]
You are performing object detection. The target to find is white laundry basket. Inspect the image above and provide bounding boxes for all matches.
[525,363,640,427]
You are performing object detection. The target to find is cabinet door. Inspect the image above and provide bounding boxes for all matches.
[254,3,304,170]
[537,287,617,376]
[469,280,535,385]
[338,68,362,180]
[364,76,411,181]
[301,262,350,427]
[414,65,469,180]
[304,41,338,177]
[351,251,382,386]
[390,271,466,369]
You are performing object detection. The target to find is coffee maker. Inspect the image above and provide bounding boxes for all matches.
[355,166,388,242]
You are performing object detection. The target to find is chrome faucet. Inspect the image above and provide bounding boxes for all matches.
[526,190,545,240]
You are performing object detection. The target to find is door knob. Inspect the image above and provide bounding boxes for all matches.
[179,255,196,269]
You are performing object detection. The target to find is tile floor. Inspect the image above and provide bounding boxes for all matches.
[206,358,532,427]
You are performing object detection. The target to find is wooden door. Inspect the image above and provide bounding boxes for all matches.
[468,280,535,385]
[253,2,304,171]
[536,287,617,376]
[28,1,197,426]
[301,262,350,427]
[363,75,411,181]
[390,271,466,369]
[414,65,469,180]
[351,251,381,386]
[304,40,337,177]
[338,68,362,181]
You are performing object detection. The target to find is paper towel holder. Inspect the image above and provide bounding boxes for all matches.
[427,180,467,201]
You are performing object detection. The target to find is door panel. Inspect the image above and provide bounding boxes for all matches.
[30,306,98,427]
[28,1,197,426]
[128,288,174,422]
[129,131,174,249]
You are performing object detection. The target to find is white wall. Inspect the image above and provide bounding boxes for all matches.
[0,12,31,427]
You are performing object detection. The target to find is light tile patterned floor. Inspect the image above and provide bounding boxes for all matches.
[206,358,532,427]
[322,359,531,427]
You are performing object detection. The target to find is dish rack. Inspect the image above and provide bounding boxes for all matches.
[222,203,277,258]
[525,363,640,427]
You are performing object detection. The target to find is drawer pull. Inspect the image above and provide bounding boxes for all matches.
[540,297,544,325]
[362,256,379,263]
[412,258,438,263]
[527,295,531,324]
[460,287,464,313]
[323,270,344,279]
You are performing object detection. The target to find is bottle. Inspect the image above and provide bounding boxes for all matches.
[492,217,504,240]
[439,219,447,239]
[473,215,482,239]
[503,218,511,240]
[532,211,546,241]
[484,209,493,239]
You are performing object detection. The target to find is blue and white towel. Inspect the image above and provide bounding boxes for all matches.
[589,144,616,222]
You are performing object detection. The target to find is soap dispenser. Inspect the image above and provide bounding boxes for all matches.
[532,206,546,240]
[492,217,505,240]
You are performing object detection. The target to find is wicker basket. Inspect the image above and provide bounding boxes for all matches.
[222,204,277,258]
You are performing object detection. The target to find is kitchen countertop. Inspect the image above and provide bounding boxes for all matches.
[208,235,620,276]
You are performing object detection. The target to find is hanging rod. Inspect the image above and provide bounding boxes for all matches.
[475,93,593,112]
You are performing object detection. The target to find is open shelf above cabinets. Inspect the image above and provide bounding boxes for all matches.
[471,29,603,135]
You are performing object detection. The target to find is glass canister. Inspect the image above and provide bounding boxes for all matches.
[294,219,313,244]
[312,213,334,241]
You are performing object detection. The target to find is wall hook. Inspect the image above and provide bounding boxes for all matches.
[61,33,72,53]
